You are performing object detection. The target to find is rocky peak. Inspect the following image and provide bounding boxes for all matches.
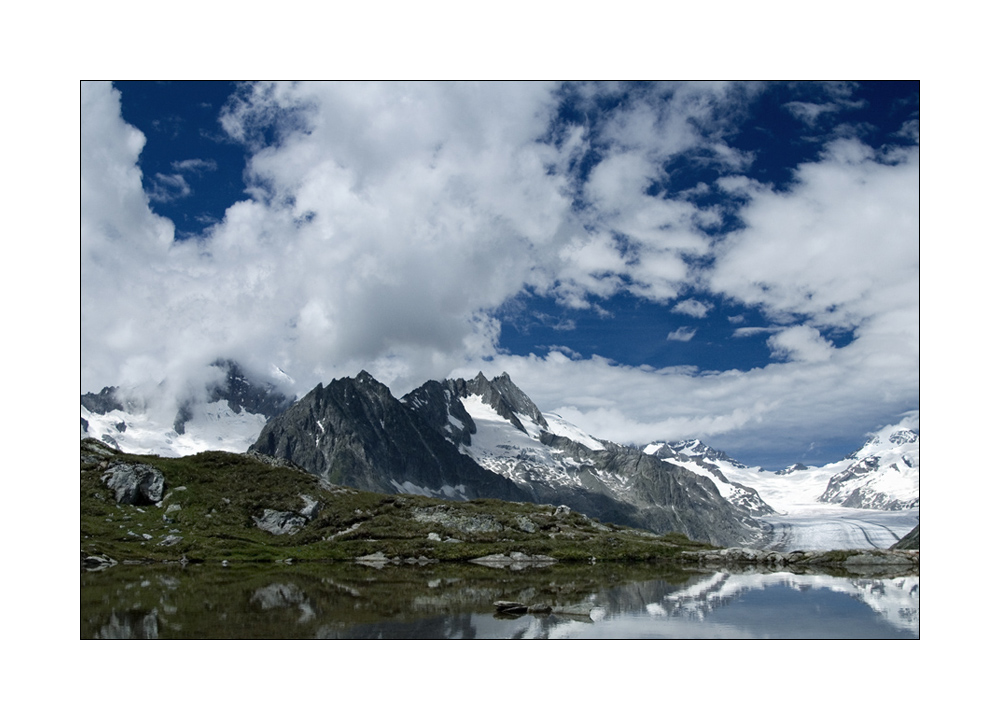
[776,463,809,475]
[665,439,747,468]
[207,359,294,419]
[889,429,918,445]
[404,371,548,442]
[250,371,527,502]
[466,372,548,434]
[81,386,125,415]
[402,379,476,446]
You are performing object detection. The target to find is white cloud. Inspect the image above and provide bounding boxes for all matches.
[784,101,838,126]
[450,347,915,466]
[732,326,773,337]
[673,298,712,318]
[149,172,191,202]
[171,158,218,173]
[81,81,918,467]
[667,327,697,342]
[83,81,574,398]
[766,325,834,363]
[708,136,918,333]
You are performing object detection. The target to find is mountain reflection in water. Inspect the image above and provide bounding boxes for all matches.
[81,562,918,639]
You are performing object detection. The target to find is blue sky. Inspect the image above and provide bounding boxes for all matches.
[82,81,918,469]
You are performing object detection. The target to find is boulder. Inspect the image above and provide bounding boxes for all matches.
[253,509,307,535]
[102,463,165,505]
[299,494,321,520]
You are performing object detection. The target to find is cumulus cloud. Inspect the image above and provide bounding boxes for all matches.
[672,298,712,318]
[83,81,761,393]
[766,325,834,363]
[81,81,918,467]
[451,346,915,467]
[83,81,571,397]
[709,137,918,333]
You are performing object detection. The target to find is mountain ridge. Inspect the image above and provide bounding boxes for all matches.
[82,365,918,545]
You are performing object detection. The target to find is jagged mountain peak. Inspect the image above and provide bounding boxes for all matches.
[354,369,380,385]
[819,421,919,510]
[250,372,526,502]
[648,438,748,469]
[849,422,919,459]
[80,386,125,415]
[403,371,548,445]
[204,358,294,420]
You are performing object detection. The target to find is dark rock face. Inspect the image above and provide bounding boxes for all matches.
[402,371,549,444]
[102,463,165,505]
[401,379,478,447]
[642,442,774,518]
[250,372,528,502]
[892,524,920,550]
[81,387,124,414]
[208,359,294,418]
[537,434,762,546]
[173,403,194,435]
[776,463,808,475]
[889,430,918,446]
[174,359,294,435]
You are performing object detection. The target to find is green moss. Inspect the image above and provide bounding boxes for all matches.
[80,440,715,565]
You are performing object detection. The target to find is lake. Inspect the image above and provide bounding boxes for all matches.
[81,561,918,639]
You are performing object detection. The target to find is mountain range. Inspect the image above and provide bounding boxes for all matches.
[81,364,919,547]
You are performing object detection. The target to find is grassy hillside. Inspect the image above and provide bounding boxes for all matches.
[81,439,713,564]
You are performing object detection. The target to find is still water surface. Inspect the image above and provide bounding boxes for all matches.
[81,561,918,639]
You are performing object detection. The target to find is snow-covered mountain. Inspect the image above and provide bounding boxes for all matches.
[642,440,775,517]
[817,426,919,510]
[81,365,917,550]
[401,373,764,546]
[80,360,293,457]
[637,422,919,550]
[644,422,919,514]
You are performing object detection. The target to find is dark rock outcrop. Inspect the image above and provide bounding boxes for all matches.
[891,524,919,550]
[538,433,763,546]
[102,463,165,505]
[644,442,774,517]
[250,372,528,502]
[207,359,294,418]
[81,386,125,415]
[402,371,549,444]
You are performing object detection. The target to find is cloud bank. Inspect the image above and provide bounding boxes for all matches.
[81,81,918,467]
